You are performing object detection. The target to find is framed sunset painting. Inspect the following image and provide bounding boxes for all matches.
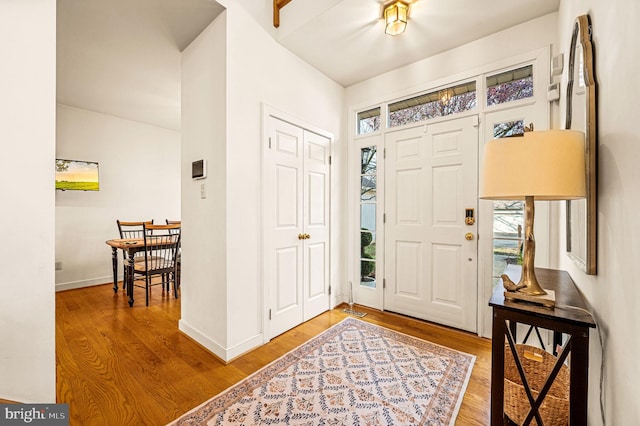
[55,159,100,191]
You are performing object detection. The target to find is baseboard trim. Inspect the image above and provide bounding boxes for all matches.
[177,320,229,362]
[226,333,264,361]
[56,276,117,292]
[178,320,263,363]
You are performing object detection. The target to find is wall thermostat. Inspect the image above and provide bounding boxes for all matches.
[192,159,207,180]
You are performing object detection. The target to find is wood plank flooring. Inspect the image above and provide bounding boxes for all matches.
[56,283,491,425]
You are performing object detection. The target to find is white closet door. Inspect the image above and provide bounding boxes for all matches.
[302,130,331,321]
[265,116,330,339]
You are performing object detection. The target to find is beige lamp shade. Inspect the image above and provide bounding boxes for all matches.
[479,130,586,201]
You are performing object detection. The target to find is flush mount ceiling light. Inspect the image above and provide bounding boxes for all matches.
[384,1,409,36]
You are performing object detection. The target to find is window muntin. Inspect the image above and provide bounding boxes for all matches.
[486,65,533,107]
[360,146,377,288]
[388,81,476,128]
[357,107,381,135]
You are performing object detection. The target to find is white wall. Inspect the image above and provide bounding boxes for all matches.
[225,3,345,355]
[346,14,558,108]
[0,0,56,403]
[55,104,181,291]
[179,11,229,358]
[179,2,345,361]
[557,1,640,424]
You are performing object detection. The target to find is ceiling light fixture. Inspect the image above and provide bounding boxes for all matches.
[384,1,409,36]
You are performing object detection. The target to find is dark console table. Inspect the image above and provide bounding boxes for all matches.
[489,266,596,425]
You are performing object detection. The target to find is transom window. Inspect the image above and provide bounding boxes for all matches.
[486,65,533,106]
[357,107,381,135]
[388,81,476,128]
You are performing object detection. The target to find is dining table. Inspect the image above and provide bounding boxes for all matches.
[105,238,145,306]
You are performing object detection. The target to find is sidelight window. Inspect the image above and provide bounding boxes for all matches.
[491,120,525,287]
[360,146,377,288]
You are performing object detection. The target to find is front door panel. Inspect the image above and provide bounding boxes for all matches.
[385,116,478,333]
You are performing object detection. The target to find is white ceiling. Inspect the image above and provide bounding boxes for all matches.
[57,0,225,131]
[56,0,560,131]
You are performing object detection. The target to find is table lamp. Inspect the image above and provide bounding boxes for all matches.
[480,130,586,306]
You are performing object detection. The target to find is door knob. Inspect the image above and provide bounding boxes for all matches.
[298,233,305,240]
[304,233,310,240]
[465,232,474,241]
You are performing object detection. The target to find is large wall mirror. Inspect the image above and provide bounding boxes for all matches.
[565,14,597,274]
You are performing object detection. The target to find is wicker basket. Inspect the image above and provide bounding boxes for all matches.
[504,344,570,425]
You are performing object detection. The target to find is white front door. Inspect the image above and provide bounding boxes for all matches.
[265,116,330,339]
[384,116,478,333]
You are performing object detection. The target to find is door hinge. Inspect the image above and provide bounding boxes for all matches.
[268,137,272,149]
[383,213,386,223]
[329,155,332,165]
[269,308,272,320]
[383,148,387,159]
[383,278,386,289]
[328,285,331,295]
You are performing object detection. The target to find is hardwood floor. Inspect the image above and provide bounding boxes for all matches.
[56,283,491,425]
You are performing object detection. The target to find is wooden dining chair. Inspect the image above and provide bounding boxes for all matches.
[165,220,181,289]
[132,223,181,306]
[116,220,153,294]
[117,220,153,239]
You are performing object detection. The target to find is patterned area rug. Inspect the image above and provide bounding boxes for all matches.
[169,317,475,426]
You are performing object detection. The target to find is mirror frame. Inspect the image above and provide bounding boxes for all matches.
[565,14,597,274]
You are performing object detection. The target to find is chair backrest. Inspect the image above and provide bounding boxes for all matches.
[165,220,181,235]
[141,223,181,273]
[117,220,154,239]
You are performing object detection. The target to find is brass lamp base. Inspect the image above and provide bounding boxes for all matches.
[500,196,557,308]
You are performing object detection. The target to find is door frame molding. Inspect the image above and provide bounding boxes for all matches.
[260,103,334,343]
[346,47,551,336]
